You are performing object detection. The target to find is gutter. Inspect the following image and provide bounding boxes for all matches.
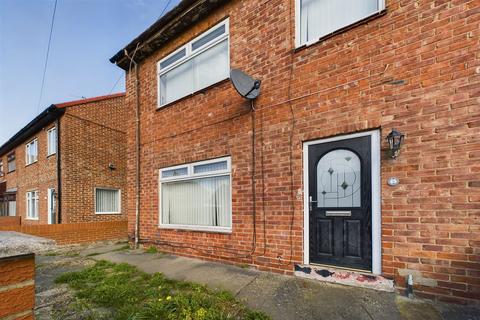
[124,45,142,248]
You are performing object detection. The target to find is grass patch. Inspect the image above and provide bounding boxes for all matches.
[55,260,269,320]
[44,251,59,256]
[145,246,158,254]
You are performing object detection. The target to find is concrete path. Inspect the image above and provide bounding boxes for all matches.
[85,245,480,320]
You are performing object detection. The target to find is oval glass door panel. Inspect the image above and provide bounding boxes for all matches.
[316,149,361,208]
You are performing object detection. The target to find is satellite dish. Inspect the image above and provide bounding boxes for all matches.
[230,69,261,100]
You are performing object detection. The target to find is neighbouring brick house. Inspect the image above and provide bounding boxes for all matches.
[0,93,127,225]
[110,0,479,303]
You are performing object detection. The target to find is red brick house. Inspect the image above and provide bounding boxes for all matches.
[110,0,479,302]
[0,93,127,224]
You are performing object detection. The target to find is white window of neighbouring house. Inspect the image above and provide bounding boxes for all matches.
[0,160,3,177]
[95,188,121,214]
[157,19,230,107]
[47,127,57,156]
[7,153,15,172]
[26,190,39,219]
[159,156,232,233]
[296,0,385,47]
[26,139,38,165]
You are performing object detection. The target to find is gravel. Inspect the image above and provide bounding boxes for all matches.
[0,231,56,258]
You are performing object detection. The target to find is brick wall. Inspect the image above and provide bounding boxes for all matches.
[0,221,128,245]
[0,254,35,320]
[60,94,128,223]
[124,0,480,303]
[0,93,127,225]
[0,124,58,225]
[0,216,21,227]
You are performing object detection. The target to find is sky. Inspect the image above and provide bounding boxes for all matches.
[0,0,180,145]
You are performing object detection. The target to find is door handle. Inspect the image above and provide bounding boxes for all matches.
[325,210,352,217]
[309,196,317,211]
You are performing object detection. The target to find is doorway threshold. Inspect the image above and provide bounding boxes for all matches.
[294,264,394,292]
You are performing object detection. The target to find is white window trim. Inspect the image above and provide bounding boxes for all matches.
[47,127,57,156]
[94,187,122,215]
[25,138,38,166]
[295,0,386,48]
[157,18,230,108]
[302,130,381,274]
[158,156,233,233]
[26,190,39,220]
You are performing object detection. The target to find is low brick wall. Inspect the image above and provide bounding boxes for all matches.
[0,216,21,227]
[0,254,35,320]
[0,221,128,245]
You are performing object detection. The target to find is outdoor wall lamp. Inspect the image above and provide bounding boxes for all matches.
[386,129,405,159]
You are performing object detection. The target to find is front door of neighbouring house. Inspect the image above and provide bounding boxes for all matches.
[308,135,372,271]
[48,188,55,224]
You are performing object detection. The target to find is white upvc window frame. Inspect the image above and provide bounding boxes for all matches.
[26,190,39,220]
[25,138,38,165]
[294,0,386,48]
[94,187,122,215]
[47,126,57,156]
[157,18,230,108]
[158,156,232,233]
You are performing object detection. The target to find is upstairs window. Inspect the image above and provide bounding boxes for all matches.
[0,160,3,177]
[296,0,385,46]
[159,157,232,233]
[26,139,38,165]
[26,190,39,220]
[157,19,230,107]
[47,127,57,156]
[7,153,15,172]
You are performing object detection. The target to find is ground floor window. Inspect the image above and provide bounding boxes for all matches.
[95,188,121,214]
[26,190,39,219]
[159,157,232,232]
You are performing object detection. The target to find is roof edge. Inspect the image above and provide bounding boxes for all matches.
[0,105,64,157]
[54,92,125,109]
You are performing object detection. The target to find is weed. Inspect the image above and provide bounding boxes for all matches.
[145,246,158,254]
[56,260,269,319]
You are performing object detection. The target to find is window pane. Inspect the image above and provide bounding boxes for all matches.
[193,160,227,174]
[160,48,187,69]
[300,0,379,44]
[96,189,120,213]
[317,149,361,207]
[160,60,193,105]
[161,175,231,227]
[193,39,229,90]
[161,167,188,178]
[192,24,226,51]
[48,128,57,155]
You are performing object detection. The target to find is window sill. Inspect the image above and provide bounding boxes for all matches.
[25,161,38,167]
[294,9,387,53]
[7,170,15,174]
[26,217,39,221]
[156,78,230,110]
[159,224,232,234]
[47,153,56,158]
[95,212,122,215]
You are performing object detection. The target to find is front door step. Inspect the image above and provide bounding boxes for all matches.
[294,264,394,292]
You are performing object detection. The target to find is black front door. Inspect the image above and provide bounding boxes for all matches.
[309,135,372,270]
